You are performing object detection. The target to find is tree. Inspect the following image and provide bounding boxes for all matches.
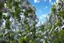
[42,0,64,43]
[0,0,37,43]
[0,0,64,43]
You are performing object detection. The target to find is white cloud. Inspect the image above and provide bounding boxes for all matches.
[44,6,48,9]
[51,2,54,5]
[36,20,44,27]
[34,0,40,3]
[40,16,43,19]
[42,14,48,18]
[39,14,49,20]
[49,0,51,3]
[36,14,49,27]
[49,0,54,5]
[56,0,59,3]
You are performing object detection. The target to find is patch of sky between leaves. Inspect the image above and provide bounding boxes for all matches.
[29,0,56,27]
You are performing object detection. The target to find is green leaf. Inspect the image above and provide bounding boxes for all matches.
[12,40,17,43]
[5,19,10,29]
[0,3,4,9]
[51,5,56,14]
[0,12,2,19]
[58,10,64,19]
[19,37,27,43]
[54,18,61,28]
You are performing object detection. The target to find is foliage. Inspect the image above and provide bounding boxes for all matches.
[0,0,64,43]
[58,10,64,19]
[0,0,37,43]
[51,5,56,14]
[54,18,62,28]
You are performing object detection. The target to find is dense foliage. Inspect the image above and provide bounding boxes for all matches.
[0,0,64,43]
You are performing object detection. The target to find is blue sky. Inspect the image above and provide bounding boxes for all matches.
[29,0,56,26]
